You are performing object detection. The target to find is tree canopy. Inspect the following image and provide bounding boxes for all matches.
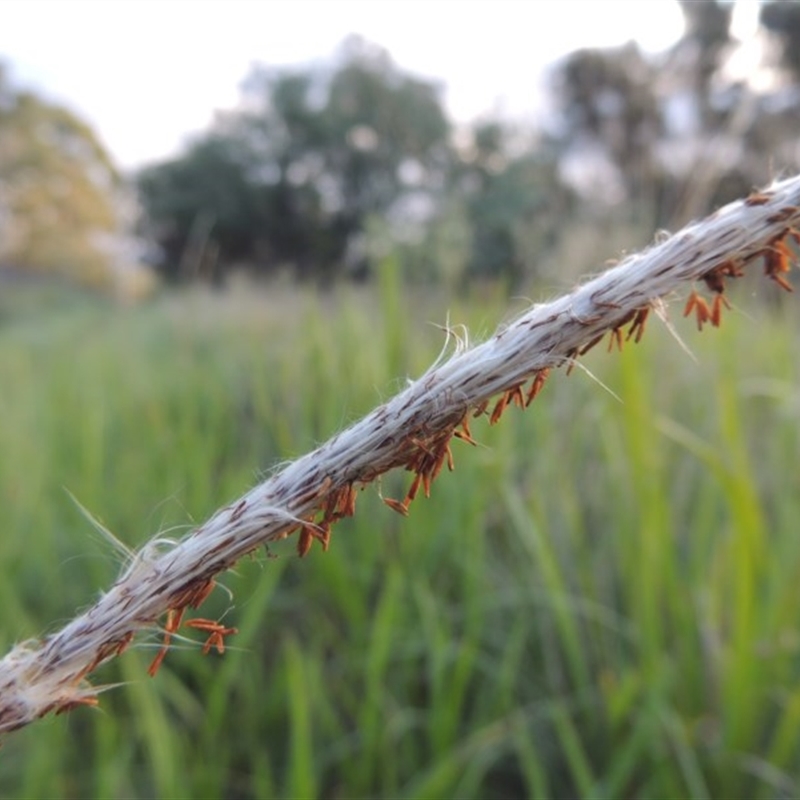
[0,64,123,286]
[138,38,453,282]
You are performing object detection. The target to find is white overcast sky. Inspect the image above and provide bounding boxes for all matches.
[0,1,712,171]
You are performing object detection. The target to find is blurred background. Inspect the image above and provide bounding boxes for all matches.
[5,0,800,296]
[2,1,800,797]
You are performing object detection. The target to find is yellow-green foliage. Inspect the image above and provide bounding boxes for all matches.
[0,68,121,286]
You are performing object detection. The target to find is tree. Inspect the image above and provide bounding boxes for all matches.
[138,38,452,282]
[676,0,734,130]
[0,64,122,286]
[547,0,800,227]
[552,42,665,215]
[137,135,263,281]
[319,38,451,229]
[760,1,800,78]
[451,121,571,289]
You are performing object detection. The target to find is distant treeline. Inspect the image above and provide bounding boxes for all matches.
[3,1,800,291]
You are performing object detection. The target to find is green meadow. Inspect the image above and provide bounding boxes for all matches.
[1,275,799,799]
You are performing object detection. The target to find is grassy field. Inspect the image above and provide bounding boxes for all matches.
[0,274,799,799]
